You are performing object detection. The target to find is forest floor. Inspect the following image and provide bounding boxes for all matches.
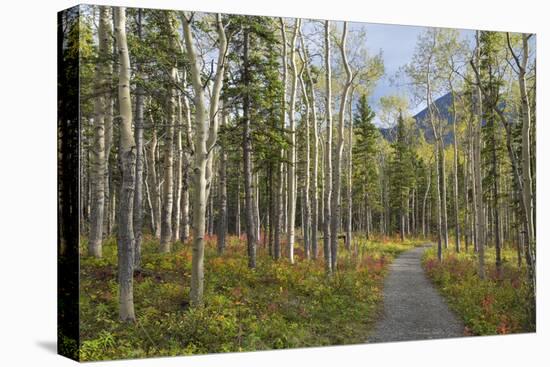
[78,234,425,361]
[367,244,464,343]
[422,245,535,335]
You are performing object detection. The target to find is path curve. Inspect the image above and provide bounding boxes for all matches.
[368,244,464,343]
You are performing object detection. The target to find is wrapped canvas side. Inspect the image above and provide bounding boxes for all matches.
[57,5,81,362]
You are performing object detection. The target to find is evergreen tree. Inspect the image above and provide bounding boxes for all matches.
[389,112,415,240]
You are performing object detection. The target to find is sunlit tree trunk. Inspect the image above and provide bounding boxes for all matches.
[182,12,228,305]
[323,20,333,273]
[422,166,431,238]
[450,88,460,252]
[89,7,111,258]
[298,46,312,259]
[330,22,352,271]
[242,26,257,268]
[172,75,183,243]
[463,127,471,251]
[517,34,535,294]
[160,12,178,253]
[274,18,287,261]
[114,6,136,321]
[133,8,144,269]
[180,70,192,242]
[300,33,320,259]
[506,33,535,321]
[103,8,115,239]
[217,103,228,254]
[287,19,300,263]
[473,31,485,278]
[236,177,241,238]
[440,133,449,250]
[147,126,161,239]
[346,90,353,251]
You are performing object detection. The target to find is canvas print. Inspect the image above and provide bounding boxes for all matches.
[57,4,536,362]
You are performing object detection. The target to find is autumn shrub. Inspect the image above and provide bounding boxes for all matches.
[79,235,424,360]
[422,246,534,336]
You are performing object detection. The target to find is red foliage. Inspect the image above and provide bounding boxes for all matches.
[481,294,495,313]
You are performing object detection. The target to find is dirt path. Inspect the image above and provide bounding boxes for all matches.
[367,244,464,343]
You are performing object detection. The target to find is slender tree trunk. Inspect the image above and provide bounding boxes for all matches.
[427,78,442,261]
[464,130,470,252]
[114,7,135,322]
[286,19,300,264]
[518,35,536,303]
[89,7,111,258]
[450,89,460,252]
[133,8,144,269]
[254,172,261,244]
[160,12,178,253]
[298,45,311,260]
[147,127,161,238]
[422,168,431,238]
[236,176,241,238]
[172,86,183,243]
[346,90,353,251]
[440,136,449,249]
[242,27,257,268]
[323,20,333,273]
[491,119,502,278]
[275,18,287,261]
[208,186,215,236]
[182,12,227,306]
[473,31,485,278]
[180,70,192,243]
[300,34,319,260]
[330,22,352,272]
[103,8,114,240]
[217,103,228,254]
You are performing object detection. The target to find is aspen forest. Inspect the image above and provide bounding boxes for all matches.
[58,4,536,360]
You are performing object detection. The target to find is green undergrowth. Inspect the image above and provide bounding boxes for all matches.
[79,234,423,360]
[422,246,535,336]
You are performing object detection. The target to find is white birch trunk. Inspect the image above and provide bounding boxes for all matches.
[182,12,228,306]
[114,7,136,321]
[330,22,353,271]
[323,20,333,273]
[287,19,300,263]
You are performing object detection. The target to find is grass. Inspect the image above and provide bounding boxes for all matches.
[422,244,535,336]
[78,234,424,361]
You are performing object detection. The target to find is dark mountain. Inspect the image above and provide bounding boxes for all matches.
[379,92,455,145]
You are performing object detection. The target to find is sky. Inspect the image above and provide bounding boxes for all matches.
[359,23,425,116]
[350,22,475,125]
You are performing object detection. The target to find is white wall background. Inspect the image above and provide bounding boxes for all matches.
[0,0,546,366]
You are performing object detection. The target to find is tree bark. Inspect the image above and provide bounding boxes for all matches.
[346,89,353,251]
[133,8,144,269]
[242,26,257,268]
[88,7,111,258]
[275,18,287,261]
[172,75,183,243]
[159,12,178,253]
[182,12,228,306]
[450,88,461,252]
[114,6,136,322]
[146,126,161,239]
[180,70,192,242]
[298,47,312,259]
[330,22,353,272]
[323,20,333,273]
[300,33,319,260]
[473,31,486,278]
[287,19,300,263]
[217,103,228,254]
